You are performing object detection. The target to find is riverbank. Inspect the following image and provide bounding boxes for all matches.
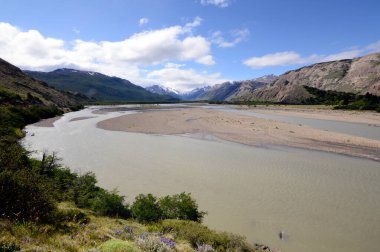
[97,107,380,161]
[238,105,380,125]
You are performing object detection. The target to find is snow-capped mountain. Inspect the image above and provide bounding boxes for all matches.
[145,85,181,98]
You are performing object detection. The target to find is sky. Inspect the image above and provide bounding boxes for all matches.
[0,0,380,92]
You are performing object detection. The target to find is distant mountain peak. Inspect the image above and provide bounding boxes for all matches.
[145,85,181,98]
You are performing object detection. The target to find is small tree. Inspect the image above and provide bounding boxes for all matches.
[159,192,206,222]
[131,194,162,223]
[90,189,130,218]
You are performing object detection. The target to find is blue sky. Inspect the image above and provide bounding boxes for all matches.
[0,0,380,91]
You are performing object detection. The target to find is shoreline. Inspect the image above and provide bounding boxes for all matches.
[96,107,380,162]
[238,105,380,125]
[32,116,62,127]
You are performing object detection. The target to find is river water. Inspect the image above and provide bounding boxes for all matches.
[22,106,380,252]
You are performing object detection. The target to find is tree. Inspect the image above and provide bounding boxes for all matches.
[131,194,162,223]
[159,192,206,222]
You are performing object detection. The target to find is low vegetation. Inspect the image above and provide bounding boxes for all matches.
[302,86,380,111]
[209,86,380,112]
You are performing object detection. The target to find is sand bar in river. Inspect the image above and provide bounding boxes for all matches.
[97,108,380,161]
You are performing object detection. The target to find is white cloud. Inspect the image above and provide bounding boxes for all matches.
[200,0,231,8]
[139,18,149,26]
[321,49,362,62]
[0,19,214,83]
[244,51,304,68]
[243,46,373,69]
[145,64,227,92]
[185,16,202,29]
[211,28,249,48]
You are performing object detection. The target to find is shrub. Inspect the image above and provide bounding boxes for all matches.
[131,194,162,223]
[159,192,205,222]
[136,236,171,252]
[0,241,20,252]
[98,239,142,252]
[0,169,56,222]
[158,220,254,252]
[52,208,90,224]
[90,189,130,218]
[72,172,99,208]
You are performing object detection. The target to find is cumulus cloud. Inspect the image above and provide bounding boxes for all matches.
[211,28,249,48]
[0,19,214,83]
[243,42,380,69]
[200,0,231,8]
[139,18,149,26]
[145,63,227,92]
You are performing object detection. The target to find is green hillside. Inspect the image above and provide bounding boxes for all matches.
[25,69,178,102]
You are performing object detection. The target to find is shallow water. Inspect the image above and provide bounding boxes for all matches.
[22,106,380,252]
[205,105,380,141]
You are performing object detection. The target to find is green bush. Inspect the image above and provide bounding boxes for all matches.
[0,241,20,252]
[72,172,100,208]
[131,194,162,223]
[90,189,130,218]
[0,169,56,222]
[159,192,205,222]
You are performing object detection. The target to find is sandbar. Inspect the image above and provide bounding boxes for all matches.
[33,116,62,127]
[97,108,380,161]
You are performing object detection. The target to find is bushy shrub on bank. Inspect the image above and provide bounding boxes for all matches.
[131,193,206,223]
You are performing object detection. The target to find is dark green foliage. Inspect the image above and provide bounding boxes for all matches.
[0,89,23,105]
[159,192,206,222]
[0,142,29,172]
[71,172,99,207]
[131,193,205,223]
[303,86,380,111]
[131,194,162,223]
[90,189,131,218]
[0,169,56,222]
[0,241,20,252]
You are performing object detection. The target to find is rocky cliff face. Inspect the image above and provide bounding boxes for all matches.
[240,53,380,103]
[198,78,272,101]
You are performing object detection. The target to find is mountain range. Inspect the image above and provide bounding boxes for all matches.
[25,69,177,102]
[3,53,379,104]
[238,53,380,103]
[146,53,380,103]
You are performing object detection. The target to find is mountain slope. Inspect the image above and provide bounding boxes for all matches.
[0,58,84,108]
[25,69,177,102]
[197,78,272,101]
[145,85,180,99]
[241,53,380,103]
[180,86,212,100]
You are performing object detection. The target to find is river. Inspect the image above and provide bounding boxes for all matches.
[22,105,380,252]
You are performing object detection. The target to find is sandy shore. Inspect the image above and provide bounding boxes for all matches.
[32,116,62,127]
[239,105,380,125]
[69,116,96,122]
[97,108,380,161]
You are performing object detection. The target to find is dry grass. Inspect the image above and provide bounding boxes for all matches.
[0,203,267,252]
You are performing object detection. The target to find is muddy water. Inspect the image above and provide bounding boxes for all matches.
[23,106,380,252]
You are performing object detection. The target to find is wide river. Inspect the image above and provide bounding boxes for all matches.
[23,105,380,252]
